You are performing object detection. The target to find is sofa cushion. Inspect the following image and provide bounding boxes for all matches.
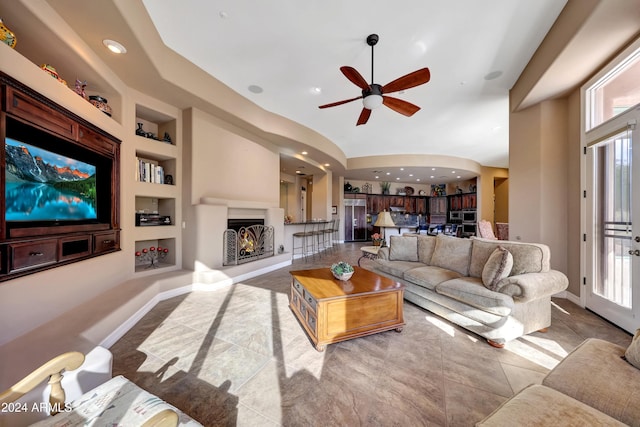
[430,234,472,276]
[417,235,437,264]
[469,237,550,278]
[435,277,514,317]
[477,384,626,427]
[543,338,640,426]
[375,259,425,277]
[404,265,462,291]
[482,246,513,291]
[389,235,419,262]
[624,328,640,369]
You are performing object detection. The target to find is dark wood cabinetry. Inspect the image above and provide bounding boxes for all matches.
[365,194,429,215]
[0,72,121,282]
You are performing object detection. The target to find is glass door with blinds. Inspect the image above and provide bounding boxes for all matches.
[586,122,639,332]
[583,39,640,332]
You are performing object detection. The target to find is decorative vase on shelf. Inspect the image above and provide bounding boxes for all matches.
[136,123,146,136]
[0,18,16,49]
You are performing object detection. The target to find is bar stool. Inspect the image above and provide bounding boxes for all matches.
[313,221,329,256]
[292,222,316,261]
[323,219,335,253]
[332,218,340,245]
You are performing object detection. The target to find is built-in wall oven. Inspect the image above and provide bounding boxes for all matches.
[462,210,477,223]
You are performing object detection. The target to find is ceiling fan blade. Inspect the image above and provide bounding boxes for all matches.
[318,95,363,109]
[382,68,431,94]
[356,108,371,126]
[340,66,370,90]
[382,96,421,117]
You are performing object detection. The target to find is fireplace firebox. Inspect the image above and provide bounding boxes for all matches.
[223,219,273,266]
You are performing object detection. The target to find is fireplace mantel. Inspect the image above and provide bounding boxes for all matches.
[199,197,276,210]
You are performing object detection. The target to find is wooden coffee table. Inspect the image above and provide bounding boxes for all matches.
[289,267,405,351]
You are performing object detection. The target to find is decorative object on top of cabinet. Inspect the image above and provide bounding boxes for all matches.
[74,79,88,100]
[344,182,352,192]
[404,186,415,195]
[0,18,17,48]
[89,95,112,116]
[361,182,372,193]
[396,187,406,195]
[419,189,426,195]
[40,64,67,86]
[380,181,391,195]
[456,186,463,194]
[431,184,446,196]
[162,132,172,143]
[136,122,146,136]
[469,183,477,193]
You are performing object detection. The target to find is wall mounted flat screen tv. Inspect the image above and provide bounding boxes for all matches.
[5,138,97,222]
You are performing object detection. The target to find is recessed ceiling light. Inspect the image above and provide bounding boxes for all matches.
[451,171,456,173]
[301,151,308,155]
[396,177,400,180]
[457,176,461,178]
[409,174,413,177]
[416,179,421,182]
[431,168,436,171]
[311,87,322,94]
[375,176,379,179]
[324,163,330,167]
[386,172,391,175]
[400,168,404,171]
[248,85,263,94]
[102,39,127,54]
[430,175,435,178]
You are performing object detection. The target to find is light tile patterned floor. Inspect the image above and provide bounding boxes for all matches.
[110,243,632,426]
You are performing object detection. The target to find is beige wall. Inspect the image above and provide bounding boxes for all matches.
[509,99,570,278]
[494,178,509,223]
[188,108,280,205]
[478,167,509,224]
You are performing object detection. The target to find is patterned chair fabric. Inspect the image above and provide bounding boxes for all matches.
[477,220,497,240]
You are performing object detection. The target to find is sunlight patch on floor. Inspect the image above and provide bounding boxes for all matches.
[506,336,568,370]
[426,315,457,337]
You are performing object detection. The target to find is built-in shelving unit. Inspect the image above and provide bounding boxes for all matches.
[133,99,181,275]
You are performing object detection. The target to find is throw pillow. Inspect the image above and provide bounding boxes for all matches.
[482,246,513,291]
[624,328,640,369]
[388,235,419,262]
[430,234,473,276]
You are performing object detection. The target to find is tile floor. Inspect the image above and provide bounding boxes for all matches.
[110,243,632,426]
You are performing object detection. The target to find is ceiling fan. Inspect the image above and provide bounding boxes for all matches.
[319,34,431,126]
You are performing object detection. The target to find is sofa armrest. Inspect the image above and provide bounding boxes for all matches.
[496,270,568,301]
[377,246,390,260]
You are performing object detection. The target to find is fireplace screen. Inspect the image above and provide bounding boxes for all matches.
[223,224,274,265]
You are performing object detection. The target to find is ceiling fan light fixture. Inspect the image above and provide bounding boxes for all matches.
[363,94,383,109]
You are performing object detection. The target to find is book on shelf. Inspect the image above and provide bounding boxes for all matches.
[136,157,164,184]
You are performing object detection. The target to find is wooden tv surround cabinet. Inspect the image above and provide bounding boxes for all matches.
[289,267,405,351]
[0,73,121,282]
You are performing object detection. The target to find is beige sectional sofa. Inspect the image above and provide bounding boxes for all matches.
[368,234,569,346]
[478,337,640,426]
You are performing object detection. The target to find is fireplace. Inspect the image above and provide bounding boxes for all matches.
[227,218,264,231]
[223,219,274,266]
